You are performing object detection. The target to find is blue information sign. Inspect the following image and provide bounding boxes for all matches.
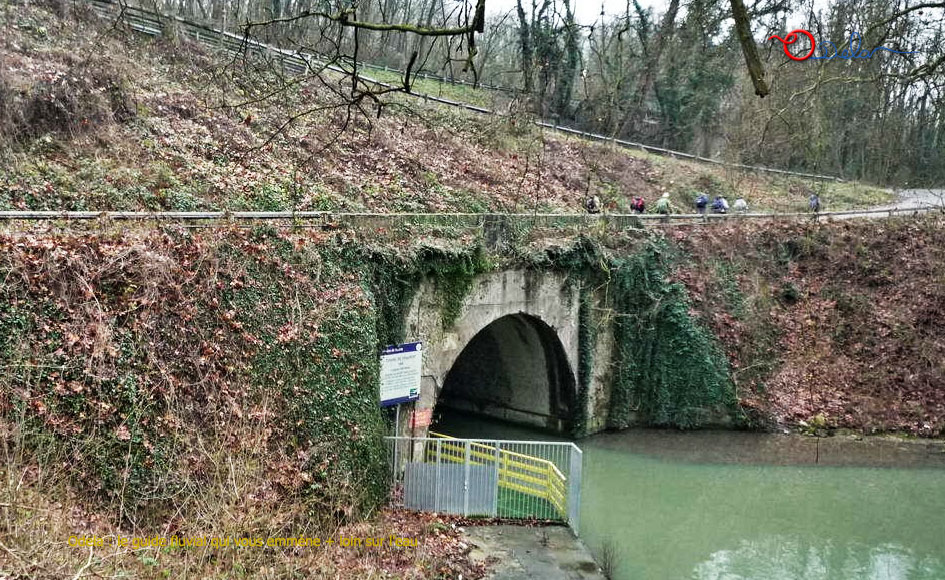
[380,342,422,407]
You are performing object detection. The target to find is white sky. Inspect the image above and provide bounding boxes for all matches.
[487,0,667,24]
[486,0,818,34]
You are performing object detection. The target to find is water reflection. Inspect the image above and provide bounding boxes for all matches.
[581,441,945,580]
[694,538,943,580]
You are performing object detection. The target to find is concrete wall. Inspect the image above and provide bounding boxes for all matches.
[584,288,616,434]
[400,269,613,438]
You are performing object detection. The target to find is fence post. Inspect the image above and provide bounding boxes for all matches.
[392,436,398,487]
[568,445,582,535]
[435,439,442,512]
[463,441,471,516]
[493,442,501,517]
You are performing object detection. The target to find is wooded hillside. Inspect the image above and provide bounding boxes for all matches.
[0,2,892,215]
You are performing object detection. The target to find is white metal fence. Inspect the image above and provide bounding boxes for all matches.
[385,434,583,534]
[0,206,937,224]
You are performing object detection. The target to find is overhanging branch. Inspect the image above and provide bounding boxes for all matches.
[245,0,486,38]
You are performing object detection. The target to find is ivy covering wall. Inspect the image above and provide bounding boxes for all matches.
[530,234,736,431]
[0,226,735,525]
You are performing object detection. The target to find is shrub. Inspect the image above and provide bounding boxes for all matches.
[1,55,134,143]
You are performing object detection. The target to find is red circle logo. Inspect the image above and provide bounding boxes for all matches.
[768,29,816,61]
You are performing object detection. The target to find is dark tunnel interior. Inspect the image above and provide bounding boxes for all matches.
[437,314,576,434]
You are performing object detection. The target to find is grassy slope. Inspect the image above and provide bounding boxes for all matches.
[0,4,890,215]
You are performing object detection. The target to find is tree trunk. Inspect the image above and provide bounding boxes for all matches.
[730,0,769,97]
[626,0,680,133]
[516,0,533,93]
[412,0,439,70]
[553,0,580,119]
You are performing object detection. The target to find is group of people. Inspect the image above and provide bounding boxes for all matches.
[585,192,748,215]
[692,193,748,215]
[585,191,823,215]
[584,195,648,214]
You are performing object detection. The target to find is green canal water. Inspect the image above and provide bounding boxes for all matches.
[435,412,945,580]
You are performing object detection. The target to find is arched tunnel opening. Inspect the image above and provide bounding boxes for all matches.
[435,313,576,435]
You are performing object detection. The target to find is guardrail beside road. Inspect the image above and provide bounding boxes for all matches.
[0,206,938,229]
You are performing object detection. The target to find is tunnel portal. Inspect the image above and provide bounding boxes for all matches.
[437,313,576,434]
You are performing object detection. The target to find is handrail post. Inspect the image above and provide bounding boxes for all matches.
[463,440,471,516]
[493,442,501,517]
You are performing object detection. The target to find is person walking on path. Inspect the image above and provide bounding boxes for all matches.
[711,195,729,214]
[809,193,821,213]
[655,193,673,215]
[695,192,709,215]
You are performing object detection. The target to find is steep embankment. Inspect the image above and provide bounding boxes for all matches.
[2,214,944,577]
[0,225,493,578]
[1,3,889,215]
[673,218,945,436]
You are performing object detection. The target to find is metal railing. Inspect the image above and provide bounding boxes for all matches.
[385,435,582,534]
[82,0,847,183]
[429,432,569,520]
[0,205,945,227]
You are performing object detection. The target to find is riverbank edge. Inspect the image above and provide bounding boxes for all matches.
[583,428,945,470]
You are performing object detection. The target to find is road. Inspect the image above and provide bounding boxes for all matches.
[823,188,943,221]
[876,188,945,211]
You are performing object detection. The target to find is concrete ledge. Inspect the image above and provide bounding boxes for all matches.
[465,525,605,580]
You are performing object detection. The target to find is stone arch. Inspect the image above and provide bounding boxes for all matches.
[404,270,582,436]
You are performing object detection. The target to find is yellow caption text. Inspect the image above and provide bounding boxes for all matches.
[68,535,419,549]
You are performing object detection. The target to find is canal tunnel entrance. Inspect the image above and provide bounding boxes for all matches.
[435,313,576,434]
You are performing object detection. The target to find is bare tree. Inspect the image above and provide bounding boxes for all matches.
[186,0,489,149]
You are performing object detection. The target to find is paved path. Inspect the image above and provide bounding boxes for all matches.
[824,188,943,221]
[876,188,945,211]
[464,525,606,580]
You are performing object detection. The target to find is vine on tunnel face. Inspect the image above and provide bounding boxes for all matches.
[365,243,493,348]
[607,243,736,429]
[541,235,736,429]
[572,287,595,437]
[351,230,734,436]
[427,246,493,330]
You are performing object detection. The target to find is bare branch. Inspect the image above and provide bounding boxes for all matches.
[244,1,485,38]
